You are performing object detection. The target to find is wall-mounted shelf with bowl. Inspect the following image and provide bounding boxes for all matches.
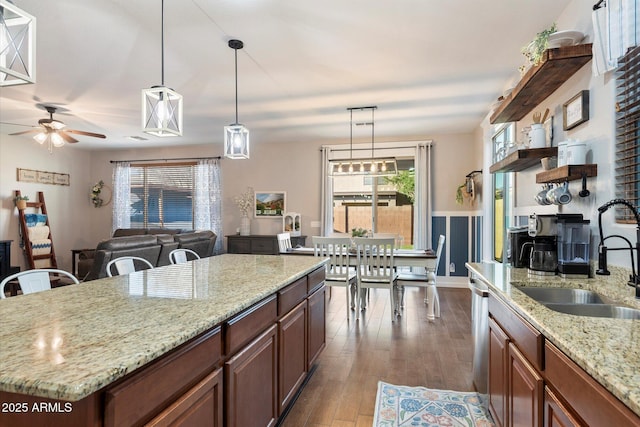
[490,44,593,124]
[536,164,598,184]
[490,147,557,173]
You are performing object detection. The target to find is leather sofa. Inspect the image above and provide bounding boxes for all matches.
[79,230,217,281]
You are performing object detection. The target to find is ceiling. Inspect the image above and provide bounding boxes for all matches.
[0,0,572,151]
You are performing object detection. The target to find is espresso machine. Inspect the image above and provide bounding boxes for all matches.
[527,214,558,275]
[556,214,591,278]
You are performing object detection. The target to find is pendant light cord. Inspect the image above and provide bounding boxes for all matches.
[235,46,239,124]
[161,0,165,86]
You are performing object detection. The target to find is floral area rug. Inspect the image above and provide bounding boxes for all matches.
[373,381,494,427]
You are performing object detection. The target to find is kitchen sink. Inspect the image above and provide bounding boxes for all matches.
[516,286,607,304]
[544,303,640,320]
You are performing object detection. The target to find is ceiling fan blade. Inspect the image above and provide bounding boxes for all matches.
[9,129,39,136]
[66,129,106,139]
[0,122,34,128]
[59,131,79,143]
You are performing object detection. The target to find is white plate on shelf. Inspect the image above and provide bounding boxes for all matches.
[547,30,584,48]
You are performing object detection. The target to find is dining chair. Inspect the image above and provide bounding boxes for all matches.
[312,236,357,319]
[169,248,201,264]
[353,237,399,321]
[1,268,79,299]
[396,234,446,320]
[106,256,154,277]
[277,232,292,253]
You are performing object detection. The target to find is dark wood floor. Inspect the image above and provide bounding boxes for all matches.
[281,285,474,427]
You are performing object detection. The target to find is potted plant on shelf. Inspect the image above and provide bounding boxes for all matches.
[519,23,557,75]
[14,195,28,210]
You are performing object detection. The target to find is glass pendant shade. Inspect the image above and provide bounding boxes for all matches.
[142,85,183,137]
[0,0,36,86]
[33,131,64,153]
[224,124,250,159]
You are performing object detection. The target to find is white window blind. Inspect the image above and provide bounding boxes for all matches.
[129,163,195,229]
[615,46,640,223]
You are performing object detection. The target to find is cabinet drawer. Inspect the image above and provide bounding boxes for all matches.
[489,293,543,371]
[279,276,307,316]
[225,295,277,355]
[228,238,250,254]
[105,328,222,427]
[251,239,277,254]
[545,342,640,426]
[307,266,326,293]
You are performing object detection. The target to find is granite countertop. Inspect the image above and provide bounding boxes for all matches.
[466,262,640,417]
[0,254,327,402]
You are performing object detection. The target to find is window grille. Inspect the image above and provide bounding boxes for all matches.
[129,163,195,229]
[615,46,640,223]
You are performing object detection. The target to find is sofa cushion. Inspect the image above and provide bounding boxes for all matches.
[156,234,180,267]
[174,231,216,258]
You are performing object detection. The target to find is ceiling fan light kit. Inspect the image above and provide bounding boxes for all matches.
[224,39,250,160]
[142,0,183,137]
[0,0,36,86]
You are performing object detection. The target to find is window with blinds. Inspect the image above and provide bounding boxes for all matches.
[615,46,640,223]
[129,163,195,229]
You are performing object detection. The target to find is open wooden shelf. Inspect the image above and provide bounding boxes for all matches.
[489,147,557,173]
[536,164,597,183]
[490,44,593,124]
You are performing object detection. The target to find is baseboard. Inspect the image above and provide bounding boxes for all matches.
[435,276,468,288]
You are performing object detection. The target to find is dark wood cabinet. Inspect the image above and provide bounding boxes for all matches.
[0,240,19,283]
[508,342,543,427]
[488,317,509,427]
[278,301,307,414]
[543,387,580,427]
[226,235,307,254]
[307,285,326,369]
[146,368,223,427]
[225,324,278,427]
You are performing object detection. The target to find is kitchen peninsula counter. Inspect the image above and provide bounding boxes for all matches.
[0,254,327,404]
[467,262,640,418]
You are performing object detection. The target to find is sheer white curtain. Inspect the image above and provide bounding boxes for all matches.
[320,147,334,236]
[112,162,131,233]
[413,142,432,250]
[195,159,223,254]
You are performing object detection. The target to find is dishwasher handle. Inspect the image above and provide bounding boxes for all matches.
[468,277,489,298]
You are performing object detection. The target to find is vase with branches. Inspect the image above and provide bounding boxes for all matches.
[235,186,254,235]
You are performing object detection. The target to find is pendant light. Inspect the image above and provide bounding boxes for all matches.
[224,39,250,159]
[329,106,397,176]
[142,0,183,137]
[0,0,36,86]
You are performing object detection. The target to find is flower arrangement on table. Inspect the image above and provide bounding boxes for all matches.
[91,180,105,208]
[234,186,254,218]
[351,227,369,237]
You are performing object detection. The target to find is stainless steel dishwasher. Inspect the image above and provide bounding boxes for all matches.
[469,276,489,394]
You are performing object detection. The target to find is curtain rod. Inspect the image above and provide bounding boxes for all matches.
[110,156,221,163]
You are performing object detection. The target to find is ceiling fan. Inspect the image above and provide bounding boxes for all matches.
[9,106,106,150]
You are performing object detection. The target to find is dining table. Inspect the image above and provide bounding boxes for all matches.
[284,246,440,319]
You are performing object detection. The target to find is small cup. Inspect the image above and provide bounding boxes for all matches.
[535,185,552,205]
[548,181,572,205]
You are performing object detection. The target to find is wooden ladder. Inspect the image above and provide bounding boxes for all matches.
[15,190,58,270]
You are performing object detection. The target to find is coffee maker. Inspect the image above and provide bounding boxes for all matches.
[527,214,558,275]
[556,214,590,278]
[507,226,533,268]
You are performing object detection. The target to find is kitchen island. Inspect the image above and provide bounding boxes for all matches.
[0,254,328,427]
[467,262,640,426]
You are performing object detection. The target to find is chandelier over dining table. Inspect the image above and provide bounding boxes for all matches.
[329,106,398,177]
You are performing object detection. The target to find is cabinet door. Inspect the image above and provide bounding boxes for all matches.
[307,285,326,369]
[251,237,278,254]
[227,237,251,254]
[543,387,581,427]
[278,301,307,414]
[225,324,278,427]
[488,317,509,427]
[146,368,223,427]
[508,342,543,427]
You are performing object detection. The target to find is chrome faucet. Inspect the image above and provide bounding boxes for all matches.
[596,199,640,298]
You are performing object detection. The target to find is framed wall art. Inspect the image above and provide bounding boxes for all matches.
[255,191,286,217]
[17,168,70,186]
[563,90,589,131]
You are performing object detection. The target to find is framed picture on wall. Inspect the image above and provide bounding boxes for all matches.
[563,90,589,131]
[255,191,286,217]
